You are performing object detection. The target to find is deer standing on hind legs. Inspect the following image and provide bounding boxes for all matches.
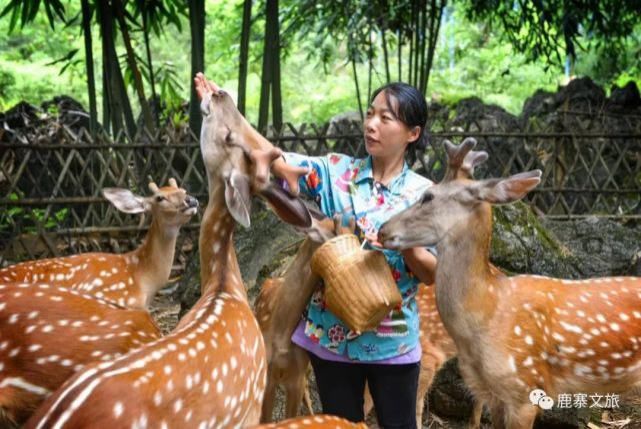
[378,138,641,429]
[0,179,198,310]
[24,74,314,428]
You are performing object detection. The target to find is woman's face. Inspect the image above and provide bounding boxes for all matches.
[364,91,420,160]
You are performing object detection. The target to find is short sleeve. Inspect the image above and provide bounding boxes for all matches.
[281,152,334,216]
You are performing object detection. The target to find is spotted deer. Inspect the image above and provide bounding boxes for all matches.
[0,282,161,427]
[0,179,198,310]
[24,74,314,428]
[378,138,641,429]
[251,415,367,428]
[365,140,488,428]
[256,211,356,422]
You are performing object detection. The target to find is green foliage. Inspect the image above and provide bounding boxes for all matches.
[0,1,639,124]
[0,193,68,232]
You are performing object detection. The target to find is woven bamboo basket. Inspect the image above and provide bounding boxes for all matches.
[310,234,402,333]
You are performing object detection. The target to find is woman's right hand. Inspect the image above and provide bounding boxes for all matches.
[271,157,310,196]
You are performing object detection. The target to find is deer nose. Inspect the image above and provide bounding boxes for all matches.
[186,196,199,208]
[377,224,389,243]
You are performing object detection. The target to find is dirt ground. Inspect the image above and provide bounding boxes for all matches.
[148,293,641,429]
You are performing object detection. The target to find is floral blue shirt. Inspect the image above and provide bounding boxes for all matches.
[282,152,433,361]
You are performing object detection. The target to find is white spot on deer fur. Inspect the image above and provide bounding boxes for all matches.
[507,355,517,372]
[610,323,621,331]
[8,314,18,324]
[0,377,50,396]
[114,402,125,418]
[524,335,534,345]
[560,321,583,334]
[217,380,223,393]
[28,344,42,352]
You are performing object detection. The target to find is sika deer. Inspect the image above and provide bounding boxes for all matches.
[0,179,198,310]
[25,74,313,428]
[378,139,641,429]
[0,283,161,427]
[256,211,356,422]
[251,415,367,428]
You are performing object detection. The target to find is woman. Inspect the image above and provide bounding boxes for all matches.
[197,74,437,428]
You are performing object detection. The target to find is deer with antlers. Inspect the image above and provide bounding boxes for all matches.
[378,139,641,429]
[0,282,162,427]
[25,74,314,428]
[0,179,198,310]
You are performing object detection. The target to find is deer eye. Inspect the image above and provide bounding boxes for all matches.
[156,196,166,202]
[420,192,434,205]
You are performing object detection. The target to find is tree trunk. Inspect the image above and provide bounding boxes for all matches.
[397,29,402,82]
[271,0,282,130]
[97,0,136,138]
[80,0,97,135]
[188,0,205,136]
[141,9,158,126]
[381,28,390,83]
[113,0,154,134]
[351,54,363,122]
[259,0,279,131]
[237,0,252,116]
[424,0,445,91]
[367,23,373,103]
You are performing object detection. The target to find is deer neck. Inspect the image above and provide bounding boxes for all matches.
[435,204,498,344]
[199,178,246,300]
[131,217,178,307]
[272,238,321,350]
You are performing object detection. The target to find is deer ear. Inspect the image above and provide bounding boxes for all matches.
[102,188,149,214]
[224,169,252,228]
[474,170,542,204]
[258,182,312,228]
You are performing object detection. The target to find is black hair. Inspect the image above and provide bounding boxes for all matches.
[370,82,429,155]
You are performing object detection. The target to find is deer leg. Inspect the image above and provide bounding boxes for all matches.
[284,374,306,418]
[504,404,537,429]
[284,347,312,418]
[415,362,436,429]
[302,376,314,415]
[260,367,278,423]
[488,401,507,429]
[467,398,484,429]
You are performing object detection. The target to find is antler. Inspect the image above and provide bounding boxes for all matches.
[442,137,488,181]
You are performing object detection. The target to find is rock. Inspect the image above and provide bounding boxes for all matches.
[491,202,581,277]
[609,81,641,110]
[427,358,481,424]
[542,217,641,278]
[429,359,598,428]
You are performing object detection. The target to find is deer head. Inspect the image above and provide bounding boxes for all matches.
[198,77,310,230]
[378,139,541,250]
[102,178,198,228]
